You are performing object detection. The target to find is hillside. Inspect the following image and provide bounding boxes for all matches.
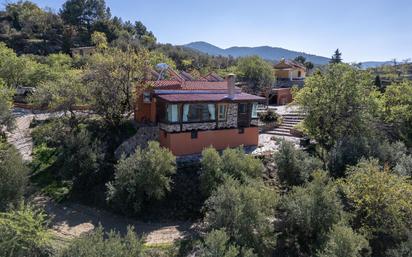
[184,41,330,65]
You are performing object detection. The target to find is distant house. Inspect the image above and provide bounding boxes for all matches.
[135,68,265,156]
[269,59,306,105]
[274,59,306,81]
[70,46,95,57]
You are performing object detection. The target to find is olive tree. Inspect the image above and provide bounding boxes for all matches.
[0,203,51,257]
[85,47,150,127]
[106,141,176,214]
[203,177,278,256]
[293,64,379,169]
[59,226,144,257]
[0,141,28,211]
[279,171,345,256]
[200,147,263,197]
[340,159,412,256]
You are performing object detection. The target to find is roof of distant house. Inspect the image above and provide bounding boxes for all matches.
[274,59,306,70]
[200,72,224,82]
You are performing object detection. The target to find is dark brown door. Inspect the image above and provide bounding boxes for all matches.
[237,103,251,127]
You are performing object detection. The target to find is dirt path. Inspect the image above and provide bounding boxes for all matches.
[35,196,195,245]
[6,108,63,161]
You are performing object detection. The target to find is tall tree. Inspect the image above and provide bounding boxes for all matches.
[330,49,343,64]
[60,0,109,29]
[293,64,379,166]
[85,47,150,127]
[236,56,275,105]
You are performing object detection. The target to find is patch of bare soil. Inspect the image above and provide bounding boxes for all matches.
[34,196,195,245]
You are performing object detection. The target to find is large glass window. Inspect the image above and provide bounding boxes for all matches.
[183,103,215,123]
[167,104,179,123]
[218,104,228,121]
[251,103,258,118]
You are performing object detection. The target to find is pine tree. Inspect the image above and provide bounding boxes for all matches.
[330,49,343,64]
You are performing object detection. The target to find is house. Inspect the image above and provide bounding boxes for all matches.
[274,59,306,81]
[135,69,265,156]
[268,59,306,105]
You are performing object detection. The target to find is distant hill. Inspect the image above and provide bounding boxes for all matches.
[359,61,393,69]
[184,41,330,65]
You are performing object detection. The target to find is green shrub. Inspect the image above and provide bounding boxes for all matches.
[386,232,412,257]
[196,229,257,257]
[59,226,144,257]
[200,147,263,197]
[339,159,412,256]
[203,177,277,256]
[274,139,322,187]
[258,110,280,123]
[220,147,263,182]
[0,140,28,211]
[0,203,51,257]
[106,141,176,215]
[279,171,345,256]
[200,147,224,197]
[317,224,370,257]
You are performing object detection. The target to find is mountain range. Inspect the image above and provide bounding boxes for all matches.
[183,41,391,68]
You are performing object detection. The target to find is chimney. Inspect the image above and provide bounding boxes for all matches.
[227,73,236,99]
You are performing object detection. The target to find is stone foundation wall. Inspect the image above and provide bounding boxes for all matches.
[182,122,216,131]
[114,126,159,159]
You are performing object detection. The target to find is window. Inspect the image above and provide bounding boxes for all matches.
[218,104,228,121]
[183,104,215,123]
[238,103,248,114]
[167,104,179,123]
[251,103,258,118]
[143,92,151,103]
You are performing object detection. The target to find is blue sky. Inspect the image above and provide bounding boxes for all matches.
[6,0,412,62]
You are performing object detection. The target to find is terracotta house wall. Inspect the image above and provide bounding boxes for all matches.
[275,70,290,79]
[159,127,259,156]
[275,88,293,105]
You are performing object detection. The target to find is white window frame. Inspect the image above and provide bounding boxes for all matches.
[218,104,228,121]
[251,103,258,118]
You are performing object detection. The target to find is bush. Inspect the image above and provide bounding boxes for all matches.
[200,147,224,197]
[196,229,257,257]
[340,159,412,256]
[106,141,176,215]
[279,171,345,256]
[317,224,370,257]
[200,147,263,197]
[274,140,322,187]
[393,154,412,177]
[203,177,277,256]
[386,232,412,257]
[258,110,280,123]
[220,147,263,182]
[0,203,51,257]
[57,128,104,190]
[59,226,144,257]
[0,140,28,211]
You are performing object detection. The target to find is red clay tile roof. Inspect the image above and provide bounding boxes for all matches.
[150,80,242,91]
[157,93,265,103]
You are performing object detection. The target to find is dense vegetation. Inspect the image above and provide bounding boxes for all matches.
[0,1,411,257]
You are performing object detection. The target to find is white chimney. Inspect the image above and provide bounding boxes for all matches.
[227,73,236,99]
